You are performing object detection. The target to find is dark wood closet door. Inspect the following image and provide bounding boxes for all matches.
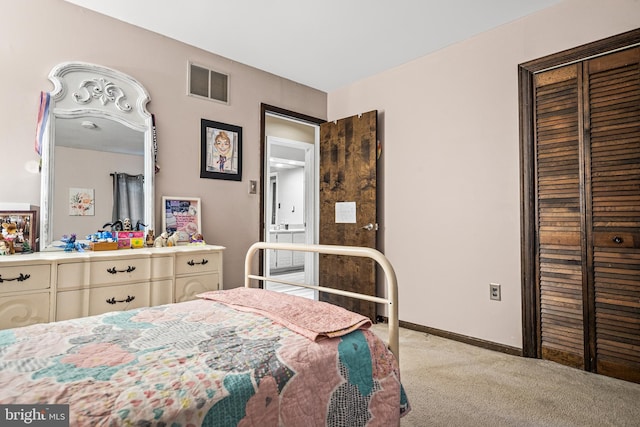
[534,64,586,369]
[585,48,640,383]
[532,47,640,383]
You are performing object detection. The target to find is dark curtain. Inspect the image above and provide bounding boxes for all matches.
[112,173,144,227]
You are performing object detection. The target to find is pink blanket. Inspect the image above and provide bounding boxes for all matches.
[198,287,372,341]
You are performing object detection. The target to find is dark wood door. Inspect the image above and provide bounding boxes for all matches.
[530,46,640,383]
[534,63,586,370]
[318,111,378,320]
[585,48,640,383]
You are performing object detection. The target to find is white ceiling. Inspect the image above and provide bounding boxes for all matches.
[64,0,561,92]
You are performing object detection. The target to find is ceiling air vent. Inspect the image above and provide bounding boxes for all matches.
[188,62,229,104]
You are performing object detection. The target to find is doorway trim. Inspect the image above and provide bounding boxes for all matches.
[259,104,325,281]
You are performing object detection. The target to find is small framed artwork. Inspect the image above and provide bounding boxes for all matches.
[161,196,202,243]
[200,119,242,181]
[69,188,95,216]
[0,210,39,253]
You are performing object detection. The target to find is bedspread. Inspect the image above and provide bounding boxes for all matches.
[198,287,372,341]
[0,297,409,426]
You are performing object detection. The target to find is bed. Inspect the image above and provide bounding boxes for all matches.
[0,242,410,426]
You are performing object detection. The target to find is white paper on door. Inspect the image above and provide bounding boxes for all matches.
[335,201,356,223]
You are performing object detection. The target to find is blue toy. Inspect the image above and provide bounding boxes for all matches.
[60,234,86,252]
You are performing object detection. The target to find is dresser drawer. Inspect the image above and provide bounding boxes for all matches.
[57,282,150,320]
[89,282,150,315]
[0,263,50,293]
[90,258,151,285]
[175,273,220,302]
[175,252,220,275]
[0,292,50,329]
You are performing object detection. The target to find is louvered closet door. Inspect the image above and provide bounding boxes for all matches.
[534,47,640,383]
[586,48,640,383]
[534,65,586,369]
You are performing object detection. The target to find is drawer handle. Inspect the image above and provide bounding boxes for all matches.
[107,266,136,274]
[187,259,209,266]
[0,273,31,283]
[612,236,624,244]
[106,295,135,305]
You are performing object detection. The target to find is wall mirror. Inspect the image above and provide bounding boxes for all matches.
[39,62,154,250]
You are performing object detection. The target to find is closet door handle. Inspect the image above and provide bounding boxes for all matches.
[612,236,624,244]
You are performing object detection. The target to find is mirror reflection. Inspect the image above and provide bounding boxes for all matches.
[39,62,154,250]
[53,117,144,239]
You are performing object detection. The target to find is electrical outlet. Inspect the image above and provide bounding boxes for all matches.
[490,283,501,301]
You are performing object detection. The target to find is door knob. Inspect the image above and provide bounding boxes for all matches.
[361,223,378,231]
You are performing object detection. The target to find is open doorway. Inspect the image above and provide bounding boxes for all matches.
[260,104,324,299]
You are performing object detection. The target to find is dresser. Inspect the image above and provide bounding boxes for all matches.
[0,245,224,329]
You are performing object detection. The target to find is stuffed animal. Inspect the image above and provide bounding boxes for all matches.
[189,233,206,245]
[154,231,168,247]
[167,232,180,247]
[145,229,155,247]
[2,222,18,240]
[61,234,85,252]
[0,235,11,255]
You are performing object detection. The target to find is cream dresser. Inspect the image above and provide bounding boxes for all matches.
[0,245,224,330]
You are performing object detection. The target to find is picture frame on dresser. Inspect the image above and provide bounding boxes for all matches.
[0,210,39,253]
[161,196,202,243]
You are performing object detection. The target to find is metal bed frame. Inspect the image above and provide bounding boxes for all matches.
[244,242,399,359]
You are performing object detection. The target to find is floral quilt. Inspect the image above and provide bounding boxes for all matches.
[0,294,409,426]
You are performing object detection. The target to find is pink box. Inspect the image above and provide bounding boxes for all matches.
[117,239,131,249]
[116,231,144,239]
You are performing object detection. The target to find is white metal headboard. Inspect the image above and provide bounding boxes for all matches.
[244,242,399,359]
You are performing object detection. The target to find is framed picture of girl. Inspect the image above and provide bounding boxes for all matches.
[200,119,242,181]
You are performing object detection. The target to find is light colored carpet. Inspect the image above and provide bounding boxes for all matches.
[371,324,640,427]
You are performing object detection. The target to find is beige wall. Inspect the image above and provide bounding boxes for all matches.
[0,0,326,287]
[328,0,640,347]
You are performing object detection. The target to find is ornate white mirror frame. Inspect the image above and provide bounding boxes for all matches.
[39,61,154,250]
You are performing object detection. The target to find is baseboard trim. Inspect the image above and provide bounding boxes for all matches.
[377,316,523,357]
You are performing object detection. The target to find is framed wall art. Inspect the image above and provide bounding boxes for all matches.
[200,119,242,181]
[0,210,39,253]
[69,187,95,216]
[161,196,202,243]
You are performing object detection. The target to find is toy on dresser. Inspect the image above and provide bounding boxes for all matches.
[166,232,180,247]
[145,229,155,247]
[1,223,19,254]
[61,234,86,252]
[154,231,169,247]
[0,235,12,255]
